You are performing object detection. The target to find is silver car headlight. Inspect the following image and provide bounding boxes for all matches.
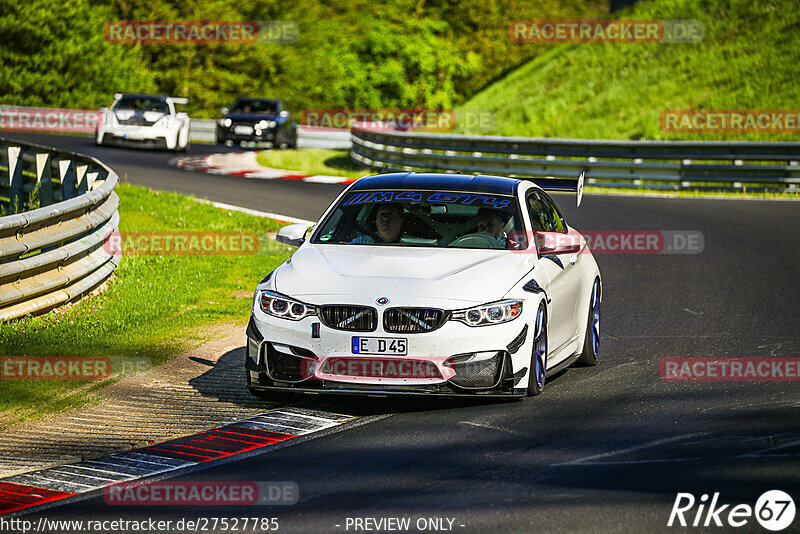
[451,300,522,327]
[259,290,316,321]
[256,119,276,129]
[219,118,232,127]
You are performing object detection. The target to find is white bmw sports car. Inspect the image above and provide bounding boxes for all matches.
[96,93,190,151]
[246,172,601,398]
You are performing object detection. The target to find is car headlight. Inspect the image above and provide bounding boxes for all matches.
[451,300,522,327]
[219,118,232,127]
[256,119,276,129]
[259,290,316,321]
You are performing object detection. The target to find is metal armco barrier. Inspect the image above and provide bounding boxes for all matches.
[0,137,119,321]
[350,127,800,190]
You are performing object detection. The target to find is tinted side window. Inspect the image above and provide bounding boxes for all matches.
[526,191,565,233]
[526,192,547,231]
[539,192,566,233]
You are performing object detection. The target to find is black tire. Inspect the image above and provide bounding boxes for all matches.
[527,302,548,396]
[577,278,601,366]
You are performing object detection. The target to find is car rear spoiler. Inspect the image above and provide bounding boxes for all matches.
[110,94,189,105]
[529,171,585,207]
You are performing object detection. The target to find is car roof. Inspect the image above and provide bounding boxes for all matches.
[117,93,168,101]
[235,97,281,103]
[350,172,520,196]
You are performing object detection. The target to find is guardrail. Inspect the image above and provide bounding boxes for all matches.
[0,137,119,321]
[350,128,800,190]
[190,120,351,149]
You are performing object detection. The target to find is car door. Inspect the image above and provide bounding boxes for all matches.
[526,190,581,361]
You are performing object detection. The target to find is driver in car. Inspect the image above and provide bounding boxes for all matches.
[350,202,404,244]
[476,208,508,247]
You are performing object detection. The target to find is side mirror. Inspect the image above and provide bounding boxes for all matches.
[536,230,582,255]
[220,107,229,115]
[276,223,313,247]
[279,110,290,118]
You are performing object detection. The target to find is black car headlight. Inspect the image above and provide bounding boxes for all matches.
[219,118,232,127]
[259,290,316,321]
[451,300,522,327]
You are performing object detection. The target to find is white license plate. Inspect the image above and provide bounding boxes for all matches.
[352,337,407,355]
[234,125,254,135]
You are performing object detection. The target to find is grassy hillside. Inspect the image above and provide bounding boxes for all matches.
[455,0,800,140]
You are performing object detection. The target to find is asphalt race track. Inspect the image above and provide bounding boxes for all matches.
[5,132,800,532]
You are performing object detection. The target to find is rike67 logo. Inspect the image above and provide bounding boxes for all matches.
[668,490,795,531]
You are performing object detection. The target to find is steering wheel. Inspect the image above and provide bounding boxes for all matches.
[447,233,504,249]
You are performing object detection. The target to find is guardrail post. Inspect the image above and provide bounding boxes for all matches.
[76,164,88,195]
[86,169,99,191]
[59,159,76,200]
[7,146,24,211]
[35,152,54,206]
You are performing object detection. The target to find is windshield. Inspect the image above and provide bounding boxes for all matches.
[113,97,169,114]
[312,190,526,250]
[231,100,279,115]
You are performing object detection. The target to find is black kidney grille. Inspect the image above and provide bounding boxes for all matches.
[320,305,377,331]
[384,308,447,333]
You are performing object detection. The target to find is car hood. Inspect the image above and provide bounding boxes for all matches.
[273,244,532,307]
[113,109,166,124]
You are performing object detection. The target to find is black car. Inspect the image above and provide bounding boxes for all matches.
[216,98,298,148]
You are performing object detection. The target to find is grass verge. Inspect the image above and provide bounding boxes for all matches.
[0,183,293,426]
[255,149,372,180]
